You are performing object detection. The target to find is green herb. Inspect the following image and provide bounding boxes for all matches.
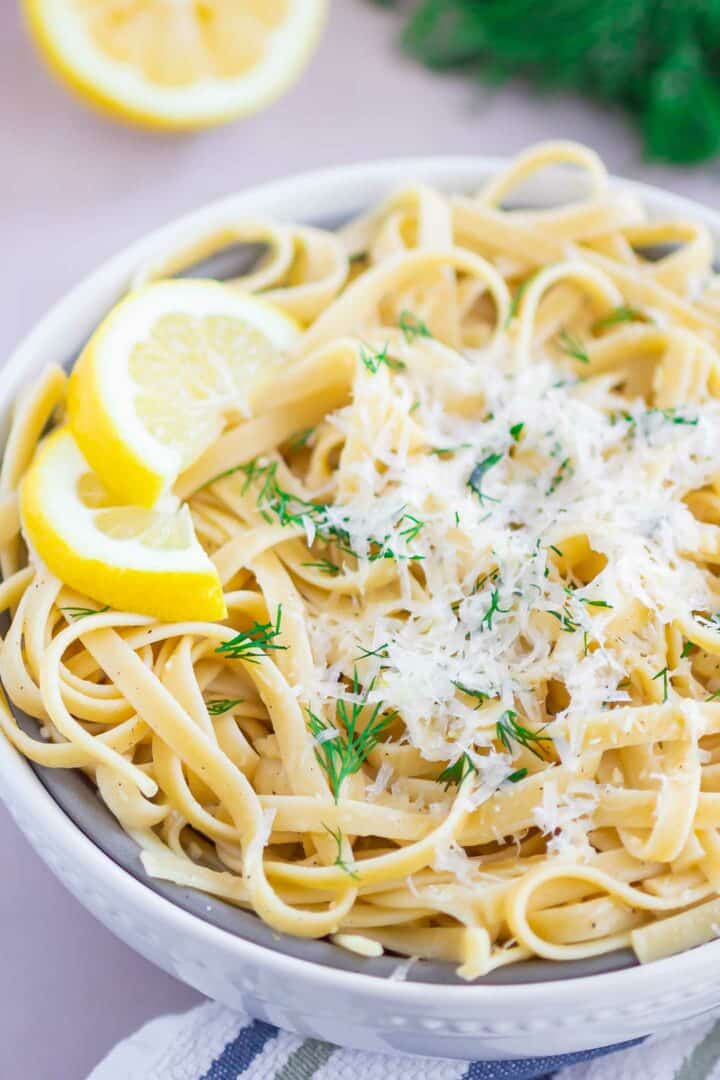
[557,328,589,365]
[496,710,552,759]
[454,511,461,527]
[60,605,110,619]
[546,456,574,495]
[409,398,421,414]
[307,672,397,802]
[303,559,341,576]
[216,606,287,663]
[288,427,316,450]
[681,640,695,659]
[399,309,431,343]
[652,665,670,702]
[583,631,590,656]
[356,643,390,660]
[707,691,720,702]
[429,443,472,456]
[506,768,528,784]
[592,306,644,333]
[398,513,425,543]
[452,681,490,708]
[480,588,510,631]
[349,251,366,264]
[206,698,244,715]
[565,589,613,609]
[547,607,581,633]
[548,544,564,557]
[322,823,359,880]
[437,752,477,790]
[506,272,538,325]
[360,343,406,374]
[467,452,503,504]
[509,422,525,442]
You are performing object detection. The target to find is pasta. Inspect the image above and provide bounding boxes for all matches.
[5,140,720,978]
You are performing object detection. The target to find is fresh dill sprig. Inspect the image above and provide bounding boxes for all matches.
[437,752,477,790]
[307,672,397,802]
[592,305,644,333]
[509,422,525,442]
[355,642,390,660]
[322,823,359,880]
[206,698,244,715]
[360,343,406,374]
[398,512,425,543]
[288,427,316,450]
[563,587,613,610]
[506,272,538,325]
[467,452,503,504]
[546,456,574,495]
[216,606,287,663]
[303,559,341,576]
[429,443,472,456]
[480,588,510,631]
[59,604,110,619]
[546,606,581,633]
[496,710,552,760]
[452,681,491,708]
[398,309,431,343]
[652,665,670,702]
[557,328,589,365]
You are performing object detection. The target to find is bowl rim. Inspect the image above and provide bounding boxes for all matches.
[4,151,720,1006]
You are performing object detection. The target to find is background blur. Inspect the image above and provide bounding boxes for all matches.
[2,3,720,1076]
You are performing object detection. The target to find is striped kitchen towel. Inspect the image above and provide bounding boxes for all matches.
[87,1001,720,1080]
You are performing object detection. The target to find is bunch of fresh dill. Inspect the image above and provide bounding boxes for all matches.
[370,0,720,164]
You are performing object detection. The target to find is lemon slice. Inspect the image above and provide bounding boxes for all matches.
[22,0,328,130]
[21,428,226,622]
[67,280,300,508]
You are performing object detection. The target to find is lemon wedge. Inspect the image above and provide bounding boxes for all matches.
[21,428,226,622]
[67,280,300,508]
[22,0,328,130]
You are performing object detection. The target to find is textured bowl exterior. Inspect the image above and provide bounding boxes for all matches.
[3,157,720,1060]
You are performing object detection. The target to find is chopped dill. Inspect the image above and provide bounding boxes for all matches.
[206,698,244,715]
[60,604,110,619]
[398,512,425,543]
[592,305,644,332]
[360,343,406,374]
[216,606,287,663]
[437,752,477,790]
[356,642,390,660]
[303,559,341,576]
[429,443,472,456]
[509,422,525,442]
[546,606,581,633]
[506,768,528,784]
[307,672,397,802]
[467,452,503,504]
[452,681,490,708]
[480,588,510,631]
[506,272,538,325]
[548,544,564,557]
[652,665,670,702]
[546,456,574,496]
[398,309,431,343]
[288,426,316,450]
[707,691,720,702]
[557,328,589,365]
[496,710,552,760]
[322,823,359,880]
[680,640,695,659]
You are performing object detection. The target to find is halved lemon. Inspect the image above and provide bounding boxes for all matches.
[67,280,300,508]
[22,0,328,130]
[21,427,226,622]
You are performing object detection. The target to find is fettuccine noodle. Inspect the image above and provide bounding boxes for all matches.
[5,141,720,978]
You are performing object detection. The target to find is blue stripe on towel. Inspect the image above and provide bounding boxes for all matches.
[200,1019,278,1080]
[461,1038,645,1080]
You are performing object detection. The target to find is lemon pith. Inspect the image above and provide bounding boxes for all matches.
[67,280,300,508]
[21,428,226,622]
[22,0,329,130]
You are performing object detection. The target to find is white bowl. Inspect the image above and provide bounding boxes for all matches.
[3,156,720,1062]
